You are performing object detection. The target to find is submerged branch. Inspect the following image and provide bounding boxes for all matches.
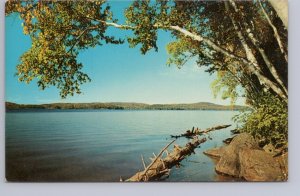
[171,124,231,139]
[125,124,231,182]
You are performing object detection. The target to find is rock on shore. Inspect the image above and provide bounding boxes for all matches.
[203,133,287,181]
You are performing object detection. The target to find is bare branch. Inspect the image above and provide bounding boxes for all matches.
[138,139,176,180]
[141,155,146,170]
[67,26,98,53]
[169,25,203,42]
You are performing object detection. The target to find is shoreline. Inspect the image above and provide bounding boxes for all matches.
[5,101,249,111]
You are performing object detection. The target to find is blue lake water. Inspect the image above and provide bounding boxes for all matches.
[5,110,239,182]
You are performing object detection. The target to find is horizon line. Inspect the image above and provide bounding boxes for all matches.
[5,100,247,106]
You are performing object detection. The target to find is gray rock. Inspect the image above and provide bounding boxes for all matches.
[215,133,259,177]
[275,152,288,180]
[263,143,276,156]
[239,148,285,181]
[204,133,287,181]
[203,146,226,158]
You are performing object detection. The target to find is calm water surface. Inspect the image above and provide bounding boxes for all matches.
[6,110,238,182]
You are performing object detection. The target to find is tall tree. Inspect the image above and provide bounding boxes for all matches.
[6,0,288,103]
[6,0,288,145]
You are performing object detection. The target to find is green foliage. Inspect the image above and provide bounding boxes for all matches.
[233,92,288,148]
[125,0,171,54]
[210,71,240,105]
[6,1,288,101]
[166,39,191,68]
[6,0,123,98]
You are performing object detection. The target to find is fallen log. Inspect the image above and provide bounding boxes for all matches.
[170,126,199,138]
[171,124,231,139]
[201,124,231,133]
[126,137,207,182]
[125,124,231,182]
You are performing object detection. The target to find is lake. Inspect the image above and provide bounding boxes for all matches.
[5,110,239,182]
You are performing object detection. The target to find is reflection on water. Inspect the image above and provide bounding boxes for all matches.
[6,110,238,182]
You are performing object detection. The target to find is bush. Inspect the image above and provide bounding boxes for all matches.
[233,92,288,148]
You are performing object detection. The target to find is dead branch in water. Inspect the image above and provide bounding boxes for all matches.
[125,124,231,182]
[140,139,176,179]
[171,124,231,139]
[126,137,206,182]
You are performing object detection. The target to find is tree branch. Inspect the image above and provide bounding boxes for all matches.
[83,17,287,100]
[83,14,135,30]
[168,25,203,42]
[139,139,176,180]
[67,26,99,53]
[57,6,289,100]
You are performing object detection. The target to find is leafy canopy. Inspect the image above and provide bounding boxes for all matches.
[6,0,123,98]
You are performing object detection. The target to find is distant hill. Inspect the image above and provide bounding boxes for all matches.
[5,101,249,111]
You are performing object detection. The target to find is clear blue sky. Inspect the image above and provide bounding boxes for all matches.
[5,1,245,105]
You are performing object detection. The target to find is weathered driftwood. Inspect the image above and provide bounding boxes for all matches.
[125,124,231,182]
[171,124,231,139]
[202,124,231,133]
[170,126,200,139]
[126,137,206,182]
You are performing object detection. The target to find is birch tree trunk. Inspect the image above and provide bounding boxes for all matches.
[224,1,287,100]
[246,28,288,95]
[225,1,258,66]
[168,24,287,100]
[228,0,288,95]
[258,0,288,62]
[83,7,288,100]
[269,0,288,29]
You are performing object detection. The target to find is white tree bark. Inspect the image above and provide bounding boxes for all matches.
[258,0,288,62]
[169,24,287,100]
[225,1,258,67]
[169,25,203,42]
[246,28,288,95]
[268,0,288,29]
[91,12,287,100]
[228,0,287,96]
